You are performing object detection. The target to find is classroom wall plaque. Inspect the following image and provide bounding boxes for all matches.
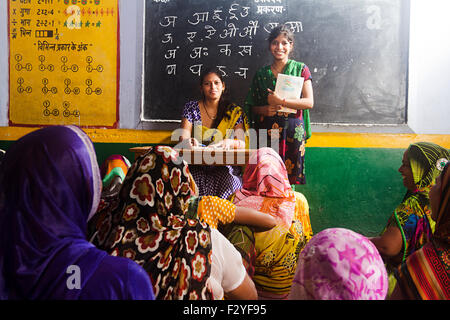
[8,0,119,128]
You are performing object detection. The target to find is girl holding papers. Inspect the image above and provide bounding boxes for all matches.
[244,24,314,185]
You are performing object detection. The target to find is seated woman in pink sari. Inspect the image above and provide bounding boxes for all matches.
[222,147,313,299]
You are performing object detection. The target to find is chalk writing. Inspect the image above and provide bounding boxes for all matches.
[188,12,209,25]
[285,21,303,33]
[212,9,223,22]
[217,66,227,77]
[186,31,197,43]
[239,20,259,38]
[234,67,248,79]
[165,48,178,59]
[229,4,239,20]
[219,23,239,38]
[238,45,252,56]
[204,25,217,39]
[218,44,232,56]
[190,47,208,59]
[162,33,173,43]
[189,64,203,76]
[160,15,177,27]
[256,6,284,15]
[166,64,176,75]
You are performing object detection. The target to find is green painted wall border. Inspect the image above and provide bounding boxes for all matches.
[0,140,426,238]
[293,147,405,236]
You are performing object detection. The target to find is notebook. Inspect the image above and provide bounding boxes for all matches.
[274,73,304,113]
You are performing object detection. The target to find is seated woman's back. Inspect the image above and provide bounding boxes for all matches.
[223,147,313,299]
[88,145,257,300]
[0,126,154,300]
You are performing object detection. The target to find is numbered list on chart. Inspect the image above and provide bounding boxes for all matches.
[8,0,118,127]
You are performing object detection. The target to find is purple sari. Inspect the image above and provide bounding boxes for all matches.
[0,126,154,300]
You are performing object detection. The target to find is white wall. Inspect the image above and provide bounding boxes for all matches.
[0,1,8,126]
[0,1,449,134]
[408,0,450,134]
[118,0,144,129]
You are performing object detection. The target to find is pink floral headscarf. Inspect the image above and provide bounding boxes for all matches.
[288,228,388,300]
[234,147,295,228]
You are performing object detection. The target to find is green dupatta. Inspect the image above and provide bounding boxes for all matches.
[244,59,312,140]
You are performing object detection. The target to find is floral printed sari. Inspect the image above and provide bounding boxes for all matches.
[244,59,312,184]
[88,146,213,300]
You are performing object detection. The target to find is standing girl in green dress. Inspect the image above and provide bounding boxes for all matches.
[244,25,314,184]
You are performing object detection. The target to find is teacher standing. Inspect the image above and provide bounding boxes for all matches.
[244,24,314,185]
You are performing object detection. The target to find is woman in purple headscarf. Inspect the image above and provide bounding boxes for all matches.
[0,125,154,300]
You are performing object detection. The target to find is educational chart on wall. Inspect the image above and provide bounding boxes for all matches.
[143,0,409,125]
[8,0,119,128]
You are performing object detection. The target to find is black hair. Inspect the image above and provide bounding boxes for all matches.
[267,24,295,51]
[199,67,235,128]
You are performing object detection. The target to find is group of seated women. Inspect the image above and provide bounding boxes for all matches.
[0,124,448,300]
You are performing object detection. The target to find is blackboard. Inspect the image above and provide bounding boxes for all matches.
[143,0,409,125]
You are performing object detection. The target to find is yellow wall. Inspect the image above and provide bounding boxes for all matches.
[0,127,449,149]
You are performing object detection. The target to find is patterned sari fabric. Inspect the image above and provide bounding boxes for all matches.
[288,228,388,300]
[0,126,154,300]
[183,101,250,199]
[244,59,312,184]
[395,163,450,300]
[383,143,450,271]
[186,195,236,229]
[99,154,131,201]
[100,154,131,189]
[223,148,313,298]
[88,146,213,300]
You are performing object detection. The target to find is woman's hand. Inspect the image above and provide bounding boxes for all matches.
[234,206,277,231]
[267,88,283,106]
[179,137,201,149]
[252,104,281,117]
[209,139,244,150]
[262,105,282,117]
[369,226,403,258]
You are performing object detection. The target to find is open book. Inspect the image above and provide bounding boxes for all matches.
[274,73,304,113]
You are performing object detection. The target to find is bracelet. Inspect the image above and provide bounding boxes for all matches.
[282,98,286,107]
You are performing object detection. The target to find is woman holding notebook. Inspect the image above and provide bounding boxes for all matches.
[244,24,314,185]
